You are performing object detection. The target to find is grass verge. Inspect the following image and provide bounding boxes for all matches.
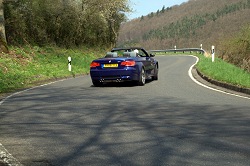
[1,48,249,94]
[0,46,104,94]
[195,53,250,89]
[155,51,250,89]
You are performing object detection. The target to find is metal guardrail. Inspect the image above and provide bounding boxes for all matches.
[150,48,205,54]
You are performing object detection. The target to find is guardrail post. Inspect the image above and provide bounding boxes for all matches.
[68,57,72,71]
[211,46,215,62]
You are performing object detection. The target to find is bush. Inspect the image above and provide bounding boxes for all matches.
[0,46,102,93]
[219,25,250,72]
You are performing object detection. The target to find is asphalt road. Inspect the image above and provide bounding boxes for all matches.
[0,56,250,166]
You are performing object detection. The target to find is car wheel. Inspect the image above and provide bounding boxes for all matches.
[152,65,158,81]
[92,81,103,87]
[138,68,146,86]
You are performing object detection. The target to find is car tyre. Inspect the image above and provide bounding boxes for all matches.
[92,81,103,87]
[137,68,146,86]
[152,65,158,81]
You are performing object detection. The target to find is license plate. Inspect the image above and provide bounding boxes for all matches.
[104,64,118,68]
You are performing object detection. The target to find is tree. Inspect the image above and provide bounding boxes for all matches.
[140,15,144,21]
[6,0,130,47]
[156,9,160,16]
[0,0,8,53]
[161,5,165,13]
[84,0,130,47]
[3,0,130,48]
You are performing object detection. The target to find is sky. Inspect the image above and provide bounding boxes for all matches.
[127,0,189,19]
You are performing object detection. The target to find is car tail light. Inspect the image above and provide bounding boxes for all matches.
[90,62,100,68]
[121,61,136,67]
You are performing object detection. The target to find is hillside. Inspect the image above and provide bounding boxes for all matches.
[117,0,250,52]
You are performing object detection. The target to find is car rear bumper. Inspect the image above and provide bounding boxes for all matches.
[90,68,139,82]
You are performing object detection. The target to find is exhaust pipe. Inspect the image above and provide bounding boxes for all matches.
[116,79,122,82]
[99,79,122,82]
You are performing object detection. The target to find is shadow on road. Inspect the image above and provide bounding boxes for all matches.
[0,85,250,166]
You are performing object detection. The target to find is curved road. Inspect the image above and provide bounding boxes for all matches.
[0,56,250,166]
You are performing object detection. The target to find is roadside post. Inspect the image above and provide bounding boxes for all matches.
[211,46,215,62]
[200,44,203,54]
[174,45,177,53]
[68,57,72,71]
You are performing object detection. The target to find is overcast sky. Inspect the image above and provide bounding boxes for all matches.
[127,0,189,19]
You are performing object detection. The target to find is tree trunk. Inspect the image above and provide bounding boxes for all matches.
[0,0,8,53]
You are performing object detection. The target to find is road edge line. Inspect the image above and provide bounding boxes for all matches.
[0,143,23,166]
[0,77,73,166]
[188,55,250,100]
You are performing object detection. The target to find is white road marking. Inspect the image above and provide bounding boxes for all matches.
[0,78,69,166]
[0,79,67,106]
[0,143,23,166]
[188,55,250,100]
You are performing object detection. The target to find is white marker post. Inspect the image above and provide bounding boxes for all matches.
[199,44,203,54]
[211,46,215,62]
[174,45,177,53]
[68,57,72,71]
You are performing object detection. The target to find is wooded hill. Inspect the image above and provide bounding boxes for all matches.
[117,0,250,52]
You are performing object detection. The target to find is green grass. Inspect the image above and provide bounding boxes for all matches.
[156,51,250,89]
[195,54,250,88]
[1,47,249,94]
[0,46,104,93]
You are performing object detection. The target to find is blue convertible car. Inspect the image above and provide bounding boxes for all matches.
[90,47,159,86]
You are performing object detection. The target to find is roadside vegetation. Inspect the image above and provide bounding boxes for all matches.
[196,54,250,89]
[218,25,250,72]
[0,0,129,94]
[156,51,250,89]
[197,24,250,86]
[0,46,103,93]
[4,0,130,48]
